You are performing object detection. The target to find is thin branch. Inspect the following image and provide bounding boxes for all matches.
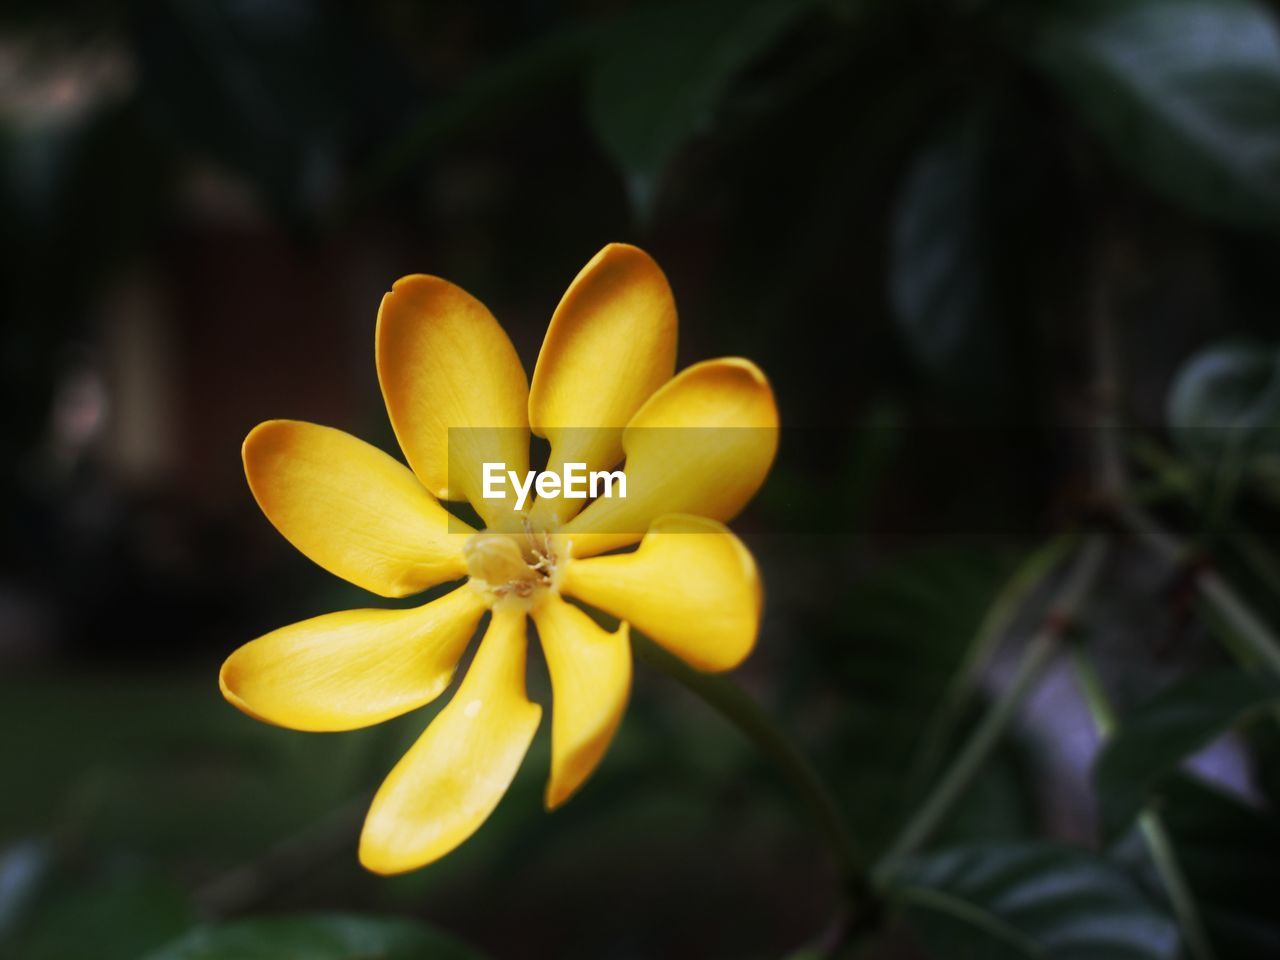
[633,633,873,934]
[907,534,1078,791]
[877,536,1110,875]
[1117,502,1280,681]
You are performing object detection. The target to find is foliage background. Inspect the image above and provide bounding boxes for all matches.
[3,1,1280,957]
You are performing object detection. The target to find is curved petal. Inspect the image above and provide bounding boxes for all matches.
[376,274,530,524]
[530,595,630,809]
[220,586,487,732]
[527,244,676,526]
[359,606,541,874]
[562,515,761,672]
[562,358,779,556]
[244,420,471,598]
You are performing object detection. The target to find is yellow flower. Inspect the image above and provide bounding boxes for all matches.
[220,244,779,874]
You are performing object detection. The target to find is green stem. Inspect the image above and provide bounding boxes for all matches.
[1231,531,1280,601]
[877,537,1109,875]
[1118,503,1280,680]
[1067,645,1217,960]
[1200,439,1247,544]
[1067,642,1116,739]
[1139,817,1215,960]
[1197,572,1280,678]
[1083,207,1215,960]
[633,634,867,900]
[908,533,1078,790]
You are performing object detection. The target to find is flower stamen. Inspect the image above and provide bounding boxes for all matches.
[464,527,561,608]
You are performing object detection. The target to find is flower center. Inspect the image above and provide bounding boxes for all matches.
[463,527,560,607]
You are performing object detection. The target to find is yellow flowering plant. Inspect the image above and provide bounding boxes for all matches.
[220,243,780,874]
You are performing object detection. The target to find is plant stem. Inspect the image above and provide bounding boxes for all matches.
[1231,531,1280,601]
[632,634,867,901]
[1082,191,1214,960]
[1138,817,1215,960]
[908,533,1078,790]
[877,536,1109,875]
[1118,503,1280,680]
[1067,644,1217,960]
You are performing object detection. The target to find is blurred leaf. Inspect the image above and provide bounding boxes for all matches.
[841,548,1022,707]
[1115,776,1280,960]
[912,536,1075,788]
[889,106,997,378]
[589,0,817,216]
[128,0,387,219]
[144,913,485,960]
[1094,669,1280,842]
[0,841,51,941]
[356,24,596,203]
[1167,340,1280,463]
[1247,719,1280,809]
[1033,0,1280,228]
[887,842,1180,959]
[10,870,194,960]
[822,547,1035,847]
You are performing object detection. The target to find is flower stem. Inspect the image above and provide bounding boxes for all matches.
[1118,503,1280,680]
[877,536,1109,875]
[632,634,868,901]
[907,533,1078,791]
[1067,643,1217,960]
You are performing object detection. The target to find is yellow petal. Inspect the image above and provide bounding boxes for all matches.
[531,595,630,809]
[243,420,471,598]
[562,358,778,556]
[359,606,541,874]
[527,244,676,526]
[376,274,530,524]
[220,586,487,732]
[562,515,761,672]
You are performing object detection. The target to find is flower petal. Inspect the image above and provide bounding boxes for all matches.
[376,274,530,523]
[561,358,778,556]
[527,244,676,525]
[220,586,487,732]
[530,594,630,809]
[244,420,471,598]
[562,515,761,672]
[359,606,541,874]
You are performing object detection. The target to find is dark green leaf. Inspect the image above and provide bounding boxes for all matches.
[1167,340,1280,463]
[1141,777,1280,959]
[887,842,1179,959]
[821,547,1036,846]
[589,0,816,215]
[1033,0,1280,227]
[143,914,485,960]
[1094,669,1280,841]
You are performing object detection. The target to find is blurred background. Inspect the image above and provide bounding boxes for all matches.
[3,1,1280,957]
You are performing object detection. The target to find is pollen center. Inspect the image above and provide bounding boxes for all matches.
[463,527,560,607]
